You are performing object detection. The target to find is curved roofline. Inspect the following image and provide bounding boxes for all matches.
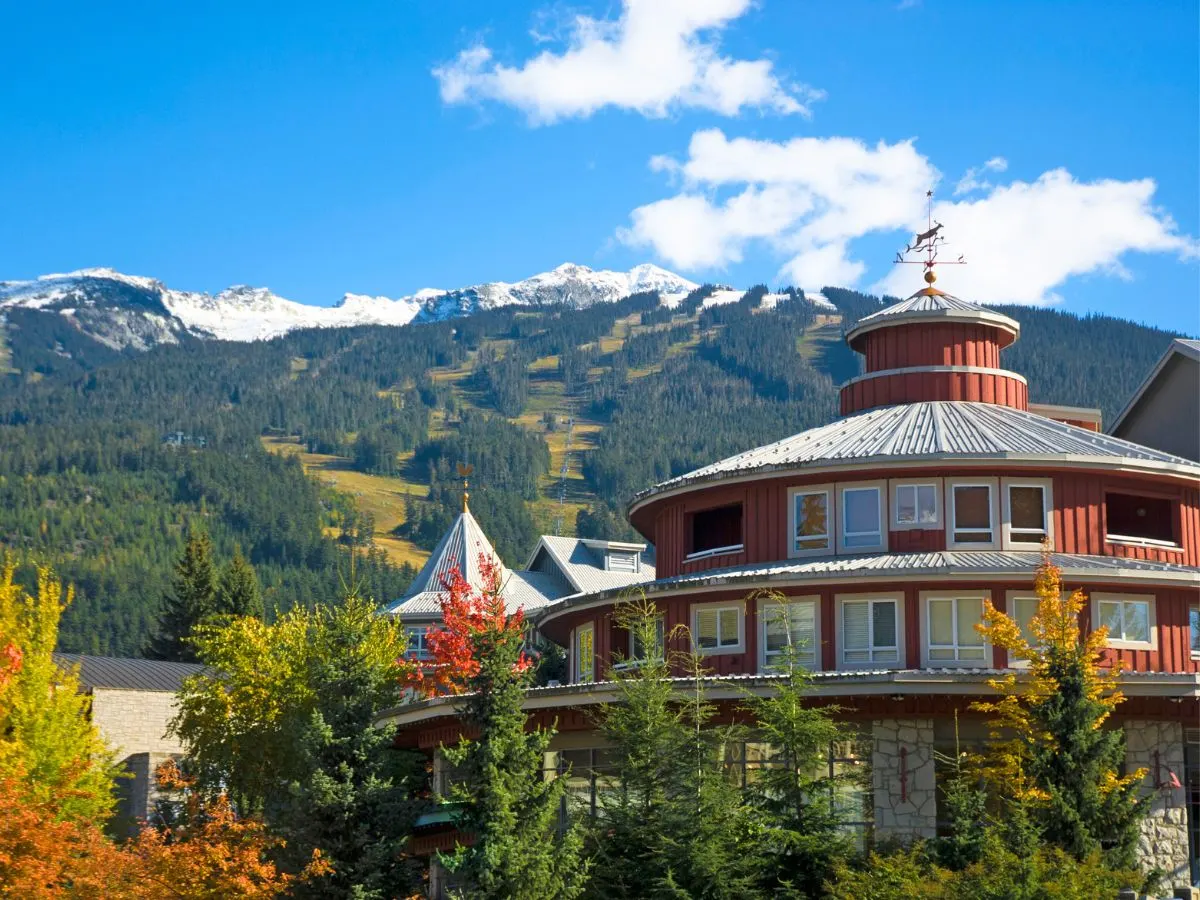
[846,305,1020,349]
[535,552,1200,630]
[841,364,1028,390]
[628,453,1200,519]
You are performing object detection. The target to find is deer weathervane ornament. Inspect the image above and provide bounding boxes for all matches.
[894,190,966,287]
[456,462,474,513]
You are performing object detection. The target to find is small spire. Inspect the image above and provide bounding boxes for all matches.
[456,462,474,513]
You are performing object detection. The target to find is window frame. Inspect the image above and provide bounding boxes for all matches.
[836,481,888,554]
[1001,477,1054,550]
[572,622,596,683]
[946,477,1001,550]
[1092,592,1157,651]
[691,600,745,655]
[404,625,432,661]
[1004,591,1040,669]
[758,595,821,672]
[835,592,904,670]
[891,478,942,531]
[1190,603,1200,661]
[921,591,991,668]
[684,502,745,561]
[625,614,666,665]
[787,484,834,558]
[1103,490,1181,549]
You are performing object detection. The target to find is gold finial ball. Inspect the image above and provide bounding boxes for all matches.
[924,269,937,285]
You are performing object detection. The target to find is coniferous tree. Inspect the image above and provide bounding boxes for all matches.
[147,530,217,662]
[216,546,263,619]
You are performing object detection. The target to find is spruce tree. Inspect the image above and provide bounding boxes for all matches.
[147,530,217,662]
[216,547,263,619]
[439,559,586,899]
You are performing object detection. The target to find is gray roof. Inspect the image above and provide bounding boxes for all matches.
[631,401,1200,508]
[845,289,1020,346]
[528,535,656,595]
[390,568,569,619]
[1109,337,1200,436]
[55,654,203,692]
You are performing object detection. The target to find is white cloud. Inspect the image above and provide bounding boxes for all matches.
[618,128,936,285]
[619,131,1197,304]
[433,0,821,124]
[876,169,1199,304]
[954,156,1008,196]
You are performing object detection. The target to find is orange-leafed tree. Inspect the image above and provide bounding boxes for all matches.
[972,552,1149,868]
[402,555,531,698]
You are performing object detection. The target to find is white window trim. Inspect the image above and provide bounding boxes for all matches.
[691,599,745,655]
[1001,477,1054,550]
[624,615,666,664]
[1190,604,1200,661]
[836,481,888,555]
[758,595,821,672]
[946,478,1001,551]
[788,484,834,558]
[891,477,942,531]
[1092,592,1157,651]
[404,625,432,661]
[921,591,991,668]
[1004,591,1040,669]
[835,592,904,670]
[1103,491,1181,549]
[573,622,596,683]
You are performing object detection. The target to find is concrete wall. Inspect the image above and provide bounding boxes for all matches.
[1125,719,1191,893]
[871,718,937,841]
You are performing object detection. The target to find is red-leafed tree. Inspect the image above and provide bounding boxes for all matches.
[402,554,531,698]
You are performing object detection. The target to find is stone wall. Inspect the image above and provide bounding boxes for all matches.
[872,718,937,841]
[89,687,184,761]
[1124,720,1190,893]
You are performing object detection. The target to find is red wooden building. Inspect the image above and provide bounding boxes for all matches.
[384,283,1200,895]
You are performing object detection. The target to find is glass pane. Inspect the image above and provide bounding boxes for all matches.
[1191,607,1200,654]
[872,647,898,663]
[1124,602,1150,643]
[843,648,869,663]
[842,602,868,650]
[796,492,828,544]
[844,489,880,542]
[896,485,917,525]
[872,600,897,648]
[1012,597,1038,640]
[791,603,816,651]
[928,648,956,660]
[928,599,953,645]
[1098,601,1122,635]
[577,627,594,681]
[719,609,740,646]
[917,485,938,524]
[958,647,986,660]
[955,530,993,544]
[1009,486,1045,532]
[956,598,984,647]
[696,611,718,648]
[954,486,991,530]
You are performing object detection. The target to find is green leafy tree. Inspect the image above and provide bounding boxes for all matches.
[216,546,263,619]
[147,529,217,662]
[436,558,587,900]
[585,596,763,900]
[172,596,426,896]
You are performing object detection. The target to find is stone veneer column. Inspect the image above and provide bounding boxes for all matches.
[1124,720,1190,891]
[872,718,937,841]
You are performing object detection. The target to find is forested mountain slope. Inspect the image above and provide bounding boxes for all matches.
[0,284,1182,655]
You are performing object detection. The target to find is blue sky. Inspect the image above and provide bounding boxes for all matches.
[1,0,1196,330]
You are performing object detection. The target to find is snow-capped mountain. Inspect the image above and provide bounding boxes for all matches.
[0,262,708,350]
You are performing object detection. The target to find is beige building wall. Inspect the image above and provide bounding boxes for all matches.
[89,687,185,761]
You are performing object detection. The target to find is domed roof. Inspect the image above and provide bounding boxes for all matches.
[845,288,1020,350]
[629,401,1200,513]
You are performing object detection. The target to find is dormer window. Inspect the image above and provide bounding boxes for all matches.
[686,504,744,560]
[606,550,639,573]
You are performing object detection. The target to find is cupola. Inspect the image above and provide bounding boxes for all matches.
[839,207,1026,415]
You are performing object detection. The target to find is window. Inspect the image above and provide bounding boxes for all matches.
[838,596,900,667]
[693,603,743,653]
[607,550,639,573]
[573,623,595,683]
[1105,492,1177,547]
[1191,605,1200,659]
[924,594,988,665]
[760,598,818,670]
[687,504,743,559]
[628,616,665,663]
[894,482,939,528]
[839,485,885,552]
[1003,479,1052,548]
[790,486,831,556]
[1094,593,1155,648]
[1007,594,1040,666]
[948,480,998,549]
[404,626,431,660]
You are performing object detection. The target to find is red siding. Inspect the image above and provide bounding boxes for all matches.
[860,323,1004,371]
[840,369,1029,415]
[889,529,946,553]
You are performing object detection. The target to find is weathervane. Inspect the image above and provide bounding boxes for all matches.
[456,462,474,513]
[894,190,966,287]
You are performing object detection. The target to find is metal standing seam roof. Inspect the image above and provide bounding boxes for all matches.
[630,401,1200,508]
[389,568,569,619]
[54,654,204,692]
[844,290,1021,346]
[530,535,657,596]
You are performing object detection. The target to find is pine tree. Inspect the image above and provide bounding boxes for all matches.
[147,530,217,662]
[436,557,587,900]
[216,547,263,619]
